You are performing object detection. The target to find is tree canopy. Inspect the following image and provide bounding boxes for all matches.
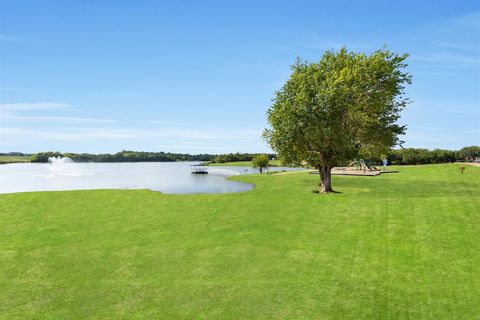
[457,146,480,161]
[264,47,411,192]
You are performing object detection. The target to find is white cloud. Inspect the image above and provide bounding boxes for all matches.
[430,40,477,52]
[0,87,27,91]
[0,115,116,124]
[0,34,44,44]
[0,102,69,111]
[0,34,16,42]
[0,102,262,143]
[275,36,375,56]
[0,127,133,141]
[0,127,262,142]
[403,127,480,149]
[0,102,116,124]
[411,52,480,66]
[454,12,480,28]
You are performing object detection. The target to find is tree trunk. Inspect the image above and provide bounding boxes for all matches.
[319,165,334,193]
[259,166,263,174]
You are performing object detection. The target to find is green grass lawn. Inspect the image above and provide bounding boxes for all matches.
[0,155,31,164]
[208,159,283,167]
[1,164,479,319]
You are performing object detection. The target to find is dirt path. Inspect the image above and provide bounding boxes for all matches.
[459,162,480,167]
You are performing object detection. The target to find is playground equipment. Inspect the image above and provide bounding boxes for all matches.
[330,159,397,176]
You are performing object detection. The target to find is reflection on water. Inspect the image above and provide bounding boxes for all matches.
[0,162,300,194]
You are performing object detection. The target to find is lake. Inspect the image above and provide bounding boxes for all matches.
[0,161,299,194]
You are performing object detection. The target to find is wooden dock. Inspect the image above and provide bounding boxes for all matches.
[190,166,241,176]
[191,166,208,174]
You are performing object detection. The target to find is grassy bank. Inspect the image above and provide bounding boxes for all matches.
[207,159,283,167]
[0,164,479,319]
[0,155,31,164]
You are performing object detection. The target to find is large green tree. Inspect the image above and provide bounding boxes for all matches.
[264,48,411,193]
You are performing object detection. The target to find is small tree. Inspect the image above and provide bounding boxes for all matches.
[264,48,411,192]
[252,154,270,173]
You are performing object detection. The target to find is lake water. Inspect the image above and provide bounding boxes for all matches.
[0,162,299,194]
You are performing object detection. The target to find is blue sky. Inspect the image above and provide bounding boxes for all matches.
[0,0,479,154]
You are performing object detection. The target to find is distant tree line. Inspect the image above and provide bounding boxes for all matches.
[209,153,276,164]
[386,146,480,165]
[0,152,32,156]
[27,151,275,163]
[3,146,479,165]
[30,151,215,163]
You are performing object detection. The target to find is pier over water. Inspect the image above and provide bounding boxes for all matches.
[190,166,240,177]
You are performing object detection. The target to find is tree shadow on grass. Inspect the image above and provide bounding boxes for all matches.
[311,189,343,195]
